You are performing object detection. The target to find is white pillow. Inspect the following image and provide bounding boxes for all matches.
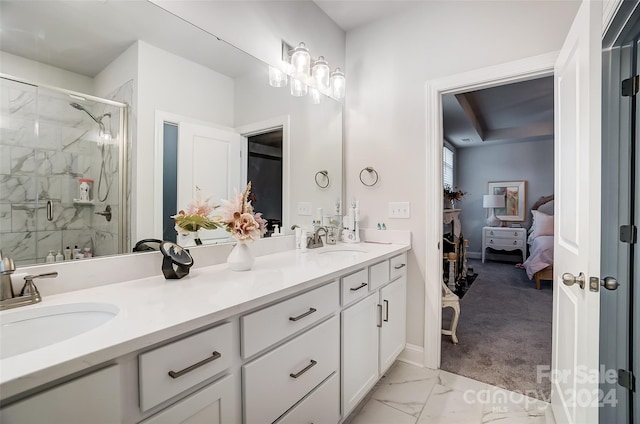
[529,210,554,243]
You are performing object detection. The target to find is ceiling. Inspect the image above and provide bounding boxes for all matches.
[443,77,554,149]
[313,0,419,32]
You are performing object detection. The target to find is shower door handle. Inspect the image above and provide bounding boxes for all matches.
[46,200,53,221]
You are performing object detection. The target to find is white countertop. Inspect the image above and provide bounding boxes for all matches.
[0,242,410,399]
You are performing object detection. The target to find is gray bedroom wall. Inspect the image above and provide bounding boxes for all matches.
[456,138,554,259]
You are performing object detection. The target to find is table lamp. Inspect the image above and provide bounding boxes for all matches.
[483,194,505,227]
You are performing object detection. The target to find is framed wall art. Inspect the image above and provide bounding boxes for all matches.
[487,180,526,222]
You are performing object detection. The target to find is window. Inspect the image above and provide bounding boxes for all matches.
[443,146,454,188]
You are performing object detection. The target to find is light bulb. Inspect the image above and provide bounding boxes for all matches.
[331,68,346,99]
[268,66,288,87]
[290,77,308,97]
[290,42,311,77]
[312,56,330,90]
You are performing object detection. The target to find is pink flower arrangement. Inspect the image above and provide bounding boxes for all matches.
[173,187,222,236]
[219,182,267,242]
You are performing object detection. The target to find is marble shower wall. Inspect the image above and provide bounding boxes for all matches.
[0,78,125,265]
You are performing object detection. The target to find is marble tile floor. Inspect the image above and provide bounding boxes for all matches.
[344,361,556,424]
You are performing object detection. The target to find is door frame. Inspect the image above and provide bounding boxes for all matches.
[423,52,558,369]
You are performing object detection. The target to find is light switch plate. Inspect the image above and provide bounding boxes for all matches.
[297,202,312,216]
[388,202,410,219]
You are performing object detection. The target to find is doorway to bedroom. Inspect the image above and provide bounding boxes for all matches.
[439,76,555,402]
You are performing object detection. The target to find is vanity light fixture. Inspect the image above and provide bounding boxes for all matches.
[290,42,311,77]
[312,56,330,89]
[270,41,346,101]
[268,66,288,87]
[331,68,346,100]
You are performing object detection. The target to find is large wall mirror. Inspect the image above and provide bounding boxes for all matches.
[0,0,343,266]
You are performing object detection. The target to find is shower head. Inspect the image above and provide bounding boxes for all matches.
[69,102,110,134]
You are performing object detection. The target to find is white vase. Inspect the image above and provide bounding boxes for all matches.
[177,232,196,247]
[227,241,255,271]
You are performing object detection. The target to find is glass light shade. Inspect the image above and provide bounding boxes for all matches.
[309,87,321,104]
[312,56,330,89]
[268,66,288,87]
[290,42,311,77]
[331,68,346,99]
[290,77,308,97]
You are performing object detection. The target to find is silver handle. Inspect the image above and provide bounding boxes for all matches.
[289,360,317,378]
[394,263,406,270]
[589,276,619,292]
[489,239,494,244]
[289,307,317,322]
[377,304,383,328]
[513,240,517,245]
[384,299,389,322]
[514,232,518,236]
[46,200,53,221]
[350,282,367,291]
[562,272,585,289]
[168,351,221,379]
[490,231,494,235]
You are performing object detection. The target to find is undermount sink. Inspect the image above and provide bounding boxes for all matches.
[0,302,119,359]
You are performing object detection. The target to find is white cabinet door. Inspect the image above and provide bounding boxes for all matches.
[0,365,121,424]
[141,374,239,424]
[341,292,379,416]
[178,121,244,242]
[552,1,602,423]
[379,276,407,374]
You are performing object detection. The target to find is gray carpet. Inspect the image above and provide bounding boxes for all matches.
[441,258,552,401]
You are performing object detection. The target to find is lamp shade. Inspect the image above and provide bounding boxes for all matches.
[483,194,505,209]
[290,42,311,77]
[312,56,330,89]
[330,68,346,99]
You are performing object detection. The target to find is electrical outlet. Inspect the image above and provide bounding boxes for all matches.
[297,202,312,216]
[388,202,410,219]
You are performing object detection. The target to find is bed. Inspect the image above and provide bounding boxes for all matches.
[522,195,554,289]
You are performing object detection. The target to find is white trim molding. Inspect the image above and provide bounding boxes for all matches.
[397,343,425,368]
[423,51,558,370]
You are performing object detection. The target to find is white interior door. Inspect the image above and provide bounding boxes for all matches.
[552,1,601,423]
[178,122,243,242]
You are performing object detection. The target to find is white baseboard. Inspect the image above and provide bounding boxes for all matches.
[466,251,481,259]
[397,343,424,368]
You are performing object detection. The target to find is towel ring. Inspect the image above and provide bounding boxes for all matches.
[359,167,379,187]
[315,170,330,188]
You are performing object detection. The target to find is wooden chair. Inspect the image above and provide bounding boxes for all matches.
[441,281,460,344]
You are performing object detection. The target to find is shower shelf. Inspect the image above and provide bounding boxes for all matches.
[73,199,95,206]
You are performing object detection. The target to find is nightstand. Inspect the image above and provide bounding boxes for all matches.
[482,226,527,263]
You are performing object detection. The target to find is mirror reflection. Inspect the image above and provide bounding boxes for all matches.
[0,0,343,266]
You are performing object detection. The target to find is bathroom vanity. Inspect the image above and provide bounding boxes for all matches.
[0,240,410,423]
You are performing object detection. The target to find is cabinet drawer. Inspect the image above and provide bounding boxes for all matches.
[243,316,339,424]
[486,238,524,248]
[390,253,408,281]
[140,374,238,424]
[139,322,233,411]
[276,372,340,424]
[369,260,390,291]
[242,281,339,358]
[484,228,523,239]
[341,268,369,305]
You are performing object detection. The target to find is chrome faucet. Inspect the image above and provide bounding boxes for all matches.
[307,226,328,249]
[0,251,58,311]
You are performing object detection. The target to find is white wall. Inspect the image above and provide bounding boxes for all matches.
[456,139,555,258]
[345,1,579,349]
[0,51,94,94]
[151,1,345,77]
[135,41,235,241]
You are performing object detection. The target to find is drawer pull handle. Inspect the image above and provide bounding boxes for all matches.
[489,240,494,244]
[289,360,317,378]
[513,241,517,245]
[377,304,383,327]
[168,351,221,379]
[490,231,494,235]
[394,263,406,270]
[289,307,317,322]
[350,282,367,291]
[384,299,389,322]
